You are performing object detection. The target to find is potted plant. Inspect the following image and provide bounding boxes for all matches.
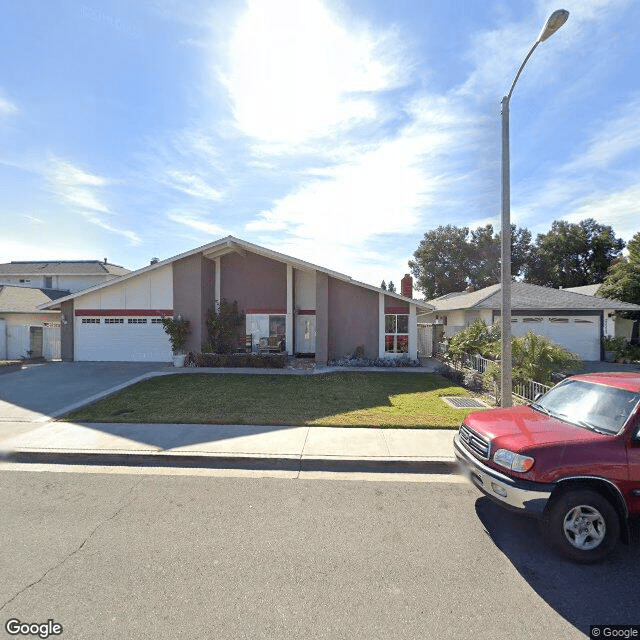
[161,315,191,367]
[602,336,625,364]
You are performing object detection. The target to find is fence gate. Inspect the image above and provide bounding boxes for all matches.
[417,324,434,357]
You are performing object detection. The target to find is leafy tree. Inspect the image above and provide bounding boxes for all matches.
[525,219,624,288]
[409,224,532,299]
[599,231,640,322]
[387,281,396,293]
[205,299,245,354]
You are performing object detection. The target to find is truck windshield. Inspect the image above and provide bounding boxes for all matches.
[534,380,640,435]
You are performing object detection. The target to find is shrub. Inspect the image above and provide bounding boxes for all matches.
[205,300,245,354]
[161,316,191,354]
[185,352,287,368]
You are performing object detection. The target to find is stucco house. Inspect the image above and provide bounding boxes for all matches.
[0,260,130,360]
[39,236,433,364]
[564,283,639,343]
[0,260,130,292]
[420,281,640,361]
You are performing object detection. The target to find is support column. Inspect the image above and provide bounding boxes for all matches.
[286,264,293,355]
[409,303,417,360]
[379,293,385,359]
[214,257,221,311]
[315,272,328,365]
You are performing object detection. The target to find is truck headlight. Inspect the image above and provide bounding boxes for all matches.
[493,449,534,473]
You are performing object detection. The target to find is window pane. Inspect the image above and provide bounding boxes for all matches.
[397,335,408,352]
[385,335,395,352]
[397,315,409,333]
[269,315,286,336]
[385,315,396,334]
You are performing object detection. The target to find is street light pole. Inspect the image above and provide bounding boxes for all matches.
[500,9,569,407]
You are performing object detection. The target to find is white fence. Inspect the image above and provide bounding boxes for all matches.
[453,352,552,403]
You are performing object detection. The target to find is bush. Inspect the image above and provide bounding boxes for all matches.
[205,300,245,354]
[184,352,287,368]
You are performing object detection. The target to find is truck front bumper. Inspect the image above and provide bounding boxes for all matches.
[453,433,554,517]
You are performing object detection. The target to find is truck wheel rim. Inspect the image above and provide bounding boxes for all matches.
[563,505,606,550]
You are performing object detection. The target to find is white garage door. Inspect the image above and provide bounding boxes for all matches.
[75,316,172,362]
[511,315,600,361]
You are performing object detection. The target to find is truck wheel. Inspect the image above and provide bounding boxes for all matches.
[544,490,620,563]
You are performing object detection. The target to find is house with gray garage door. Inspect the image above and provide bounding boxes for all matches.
[40,236,433,364]
[421,281,640,361]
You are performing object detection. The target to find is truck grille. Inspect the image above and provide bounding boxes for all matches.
[459,423,490,459]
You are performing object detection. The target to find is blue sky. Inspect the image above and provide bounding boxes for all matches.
[1,0,638,292]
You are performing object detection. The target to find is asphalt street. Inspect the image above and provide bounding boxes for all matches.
[1,469,639,640]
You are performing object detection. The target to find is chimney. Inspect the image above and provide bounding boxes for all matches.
[401,274,413,298]
[104,258,107,264]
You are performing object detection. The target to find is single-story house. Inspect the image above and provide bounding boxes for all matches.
[419,281,640,361]
[564,283,639,343]
[0,286,69,359]
[39,236,433,364]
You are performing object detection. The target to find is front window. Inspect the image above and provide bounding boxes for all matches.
[532,379,640,435]
[269,315,285,337]
[385,314,409,353]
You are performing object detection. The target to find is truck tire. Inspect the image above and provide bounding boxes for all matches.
[544,490,620,563]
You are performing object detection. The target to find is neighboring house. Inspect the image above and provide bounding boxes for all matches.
[0,286,68,359]
[39,236,433,363]
[564,283,638,342]
[0,260,130,360]
[0,260,130,293]
[420,281,640,361]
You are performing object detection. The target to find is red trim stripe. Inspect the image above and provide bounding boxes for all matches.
[246,308,287,314]
[297,309,316,315]
[385,306,409,314]
[75,309,174,317]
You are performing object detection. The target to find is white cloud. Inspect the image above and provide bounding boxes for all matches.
[220,0,406,145]
[0,95,18,117]
[166,210,224,236]
[562,94,640,172]
[46,157,140,245]
[164,169,223,201]
[560,182,640,242]
[47,158,110,213]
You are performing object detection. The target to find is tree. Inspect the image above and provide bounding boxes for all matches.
[409,224,532,299]
[205,299,245,354]
[525,219,624,288]
[380,280,387,291]
[387,281,396,293]
[599,231,640,322]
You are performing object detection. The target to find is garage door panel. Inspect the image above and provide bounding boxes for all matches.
[75,317,172,362]
[511,316,599,361]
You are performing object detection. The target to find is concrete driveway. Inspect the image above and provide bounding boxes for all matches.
[0,361,173,423]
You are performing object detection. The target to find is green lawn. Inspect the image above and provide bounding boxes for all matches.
[63,372,485,428]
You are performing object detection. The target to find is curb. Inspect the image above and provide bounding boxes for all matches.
[2,449,459,474]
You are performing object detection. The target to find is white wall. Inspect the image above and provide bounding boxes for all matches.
[75,265,173,310]
[295,269,316,310]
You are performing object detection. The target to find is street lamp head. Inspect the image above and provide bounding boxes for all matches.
[537,9,569,43]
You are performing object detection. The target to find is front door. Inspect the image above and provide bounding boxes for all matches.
[295,315,316,355]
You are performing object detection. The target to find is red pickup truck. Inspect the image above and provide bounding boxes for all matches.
[454,372,640,563]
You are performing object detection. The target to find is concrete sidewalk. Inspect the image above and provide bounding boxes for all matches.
[0,420,458,474]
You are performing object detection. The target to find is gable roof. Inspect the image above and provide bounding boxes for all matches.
[428,281,640,312]
[564,284,602,297]
[0,285,68,313]
[39,236,433,312]
[0,260,130,277]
